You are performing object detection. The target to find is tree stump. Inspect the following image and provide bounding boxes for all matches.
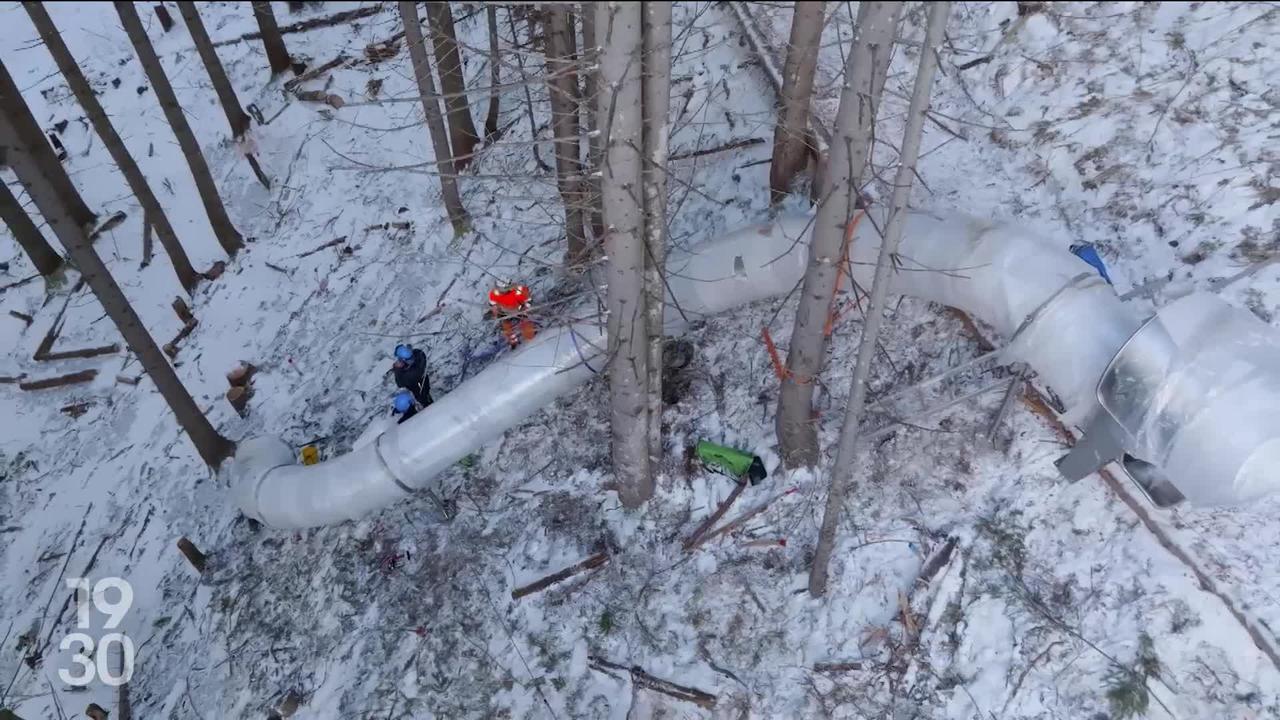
[177,537,206,573]
[85,702,109,720]
[226,363,257,387]
[226,385,252,417]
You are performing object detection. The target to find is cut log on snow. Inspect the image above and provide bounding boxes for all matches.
[681,482,746,551]
[511,552,609,599]
[116,374,141,386]
[284,54,348,91]
[226,385,252,417]
[226,363,257,388]
[86,210,128,243]
[60,401,94,418]
[153,4,173,32]
[814,661,863,673]
[204,261,227,280]
[177,537,207,573]
[294,90,345,108]
[18,369,98,390]
[34,343,120,361]
[163,319,198,359]
[588,656,717,709]
[172,296,194,324]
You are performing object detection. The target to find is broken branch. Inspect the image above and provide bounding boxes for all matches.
[511,552,609,599]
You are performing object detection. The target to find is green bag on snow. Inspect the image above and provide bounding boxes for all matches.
[695,440,767,485]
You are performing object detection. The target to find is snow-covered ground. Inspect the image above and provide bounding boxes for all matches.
[0,2,1276,718]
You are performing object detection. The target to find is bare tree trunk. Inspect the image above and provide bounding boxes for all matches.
[424,2,479,171]
[543,4,589,266]
[507,10,550,173]
[598,2,651,508]
[775,1,901,469]
[400,1,469,237]
[642,2,672,471]
[177,3,251,139]
[252,1,292,75]
[25,2,201,293]
[0,113,235,468]
[117,1,244,256]
[0,179,62,275]
[770,1,824,203]
[580,2,605,243]
[0,59,95,228]
[810,2,948,598]
[483,5,501,140]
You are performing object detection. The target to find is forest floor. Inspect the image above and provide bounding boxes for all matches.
[0,2,1278,718]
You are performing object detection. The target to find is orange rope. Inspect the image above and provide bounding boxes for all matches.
[824,211,864,338]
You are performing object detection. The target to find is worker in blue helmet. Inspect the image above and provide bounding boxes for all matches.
[392,389,419,424]
[1069,243,1113,285]
[392,343,432,407]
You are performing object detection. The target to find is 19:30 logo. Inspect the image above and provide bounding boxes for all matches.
[59,577,135,687]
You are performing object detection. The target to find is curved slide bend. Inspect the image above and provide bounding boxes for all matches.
[232,210,1280,528]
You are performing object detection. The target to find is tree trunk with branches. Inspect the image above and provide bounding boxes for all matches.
[117,2,244,256]
[26,2,201,293]
[252,1,292,75]
[483,5,501,140]
[0,179,61,276]
[775,1,902,469]
[642,2,672,470]
[0,112,235,468]
[0,59,94,229]
[424,1,479,171]
[543,4,589,266]
[400,1,469,236]
[770,1,824,203]
[809,2,949,598]
[580,2,605,243]
[178,2,251,138]
[598,2,651,508]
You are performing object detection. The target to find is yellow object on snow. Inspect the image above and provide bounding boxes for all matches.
[300,445,320,465]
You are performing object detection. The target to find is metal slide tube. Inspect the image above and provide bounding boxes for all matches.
[231,210,1279,527]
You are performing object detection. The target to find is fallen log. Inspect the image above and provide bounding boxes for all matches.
[681,482,746,551]
[669,136,765,162]
[60,401,94,418]
[35,344,120,361]
[115,374,141,386]
[511,552,608,599]
[814,661,863,673]
[177,537,207,574]
[172,296,194,324]
[18,369,98,390]
[163,319,198,359]
[213,5,383,47]
[87,210,128,243]
[588,656,717,709]
[8,310,33,326]
[284,54,349,92]
[296,237,347,258]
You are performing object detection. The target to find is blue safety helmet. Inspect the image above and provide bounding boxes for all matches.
[393,389,414,413]
[394,344,414,361]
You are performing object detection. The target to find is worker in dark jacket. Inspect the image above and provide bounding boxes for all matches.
[392,344,432,406]
[392,389,418,424]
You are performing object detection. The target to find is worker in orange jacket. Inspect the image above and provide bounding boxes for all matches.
[487,280,536,348]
